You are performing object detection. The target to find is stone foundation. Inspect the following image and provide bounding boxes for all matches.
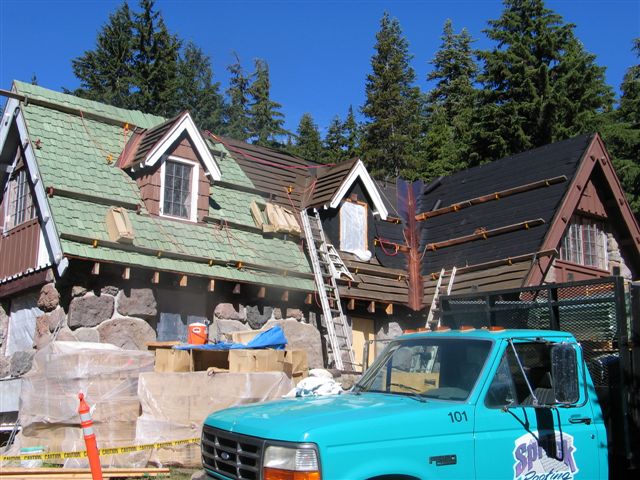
[0,264,325,376]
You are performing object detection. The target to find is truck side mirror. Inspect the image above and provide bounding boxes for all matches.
[551,344,580,404]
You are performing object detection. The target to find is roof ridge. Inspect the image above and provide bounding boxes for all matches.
[13,80,166,129]
[438,133,595,185]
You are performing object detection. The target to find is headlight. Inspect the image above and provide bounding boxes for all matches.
[263,445,320,480]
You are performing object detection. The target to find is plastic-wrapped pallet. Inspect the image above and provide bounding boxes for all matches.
[135,371,294,467]
[11,341,153,467]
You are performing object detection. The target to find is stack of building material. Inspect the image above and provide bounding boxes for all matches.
[12,341,154,467]
[136,371,294,466]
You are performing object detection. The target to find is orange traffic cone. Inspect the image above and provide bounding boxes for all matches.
[78,392,103,480]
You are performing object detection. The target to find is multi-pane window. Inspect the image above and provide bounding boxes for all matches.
[4,169,35,231]
[560,215,608,270]
[162,160,193,219]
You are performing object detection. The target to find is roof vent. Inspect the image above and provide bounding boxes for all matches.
[105,207,134,243]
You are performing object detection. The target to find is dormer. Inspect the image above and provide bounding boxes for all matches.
[118,112,221,222]
[303,159,389,258]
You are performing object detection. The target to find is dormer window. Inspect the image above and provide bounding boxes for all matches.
[160,157,198,221]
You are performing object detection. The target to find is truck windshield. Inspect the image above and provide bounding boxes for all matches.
[355,337,492,401]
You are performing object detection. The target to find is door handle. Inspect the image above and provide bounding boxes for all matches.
[569,415,592,425]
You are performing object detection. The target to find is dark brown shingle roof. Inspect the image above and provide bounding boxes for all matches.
[304,159,358,209]
[117,113,185,169]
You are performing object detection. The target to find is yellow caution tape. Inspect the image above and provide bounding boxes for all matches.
[0,437,200,462]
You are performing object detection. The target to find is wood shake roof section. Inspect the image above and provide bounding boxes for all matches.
[212,136,319,209]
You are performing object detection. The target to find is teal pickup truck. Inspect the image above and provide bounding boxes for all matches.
[201,327,607,480]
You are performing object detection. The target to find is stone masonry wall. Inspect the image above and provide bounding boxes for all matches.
[0,270,326,378]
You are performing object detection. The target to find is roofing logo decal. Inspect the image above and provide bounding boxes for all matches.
[513,431,579,480]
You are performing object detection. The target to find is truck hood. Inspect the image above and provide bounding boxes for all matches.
[204,392,464,444]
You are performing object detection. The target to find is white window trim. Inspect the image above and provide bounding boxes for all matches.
[159,155,199,223]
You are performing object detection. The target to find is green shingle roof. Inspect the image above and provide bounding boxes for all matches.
[15,81,165,129]
[14,82,313,290]
[51,195,309,272]
[22,103,144,205]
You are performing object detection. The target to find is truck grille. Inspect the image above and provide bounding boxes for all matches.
[202,425,264,480]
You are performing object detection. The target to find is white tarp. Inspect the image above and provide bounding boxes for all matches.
[340,201,367,254]
[5,293,41,356]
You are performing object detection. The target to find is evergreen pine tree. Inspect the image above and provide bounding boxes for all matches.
[343,105,360,160]
[427,20,477,118]
[619,38,640,126]
[248,59,286,146]
[292,113,323,161]
[72,2,135,108]
[131,0,180,116]
[361,12,422,178]
[422,19,478,178]
[324,116,346,163]
[474,0,613,163]
[224,53,252,141]
[171,42,225,131]
[601,38,640,212]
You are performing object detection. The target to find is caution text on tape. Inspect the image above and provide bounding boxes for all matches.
[0,437,200,462]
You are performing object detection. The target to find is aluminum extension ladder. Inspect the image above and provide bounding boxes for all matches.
[426,266,457,327]
[300,208,356,371]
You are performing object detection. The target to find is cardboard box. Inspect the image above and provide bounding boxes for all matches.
[191,350,230,372]
[284,349,309,384]
[229,349,286,372]
[230,328,267,344]
[154,349,191,373]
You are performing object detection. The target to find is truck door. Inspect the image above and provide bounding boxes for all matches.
[474,340,603,480]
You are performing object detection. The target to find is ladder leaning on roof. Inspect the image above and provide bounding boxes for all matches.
[300,208,356,371]
[426,266,457,328]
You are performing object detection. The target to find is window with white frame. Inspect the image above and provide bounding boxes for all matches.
[160,158,198,221]
[559,215,608,270]
[4,169,36,231]
[340,200,367,254]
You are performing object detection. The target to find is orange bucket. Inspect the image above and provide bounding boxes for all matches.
[187,323,207,345]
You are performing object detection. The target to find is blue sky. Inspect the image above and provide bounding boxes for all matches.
[1,0,638,135]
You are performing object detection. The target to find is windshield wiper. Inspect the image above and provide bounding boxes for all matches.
[388,383,427,403]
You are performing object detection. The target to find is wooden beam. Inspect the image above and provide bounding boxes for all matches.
[416,176,567,221]
[151,271,160,284]
[91,262,100,275]
[208,279,215,292]
[179,275,188,287]
[367,301,375,313]
[122,267,131,280]
[233,283,241,294]
[373,238,410,253]
[385,303,393,315]
[281,290,289,302]
[257,286,266,298]
[424,219,545,252]
[305,293,313,305]
[347,298,355,310]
